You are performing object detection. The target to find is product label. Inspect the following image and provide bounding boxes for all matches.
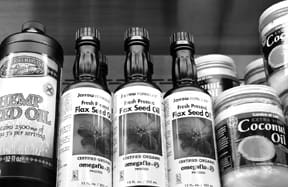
[216,110,288,175]
[0,53,59,168]
[198,76,239,100]
[262,27,288,76]
[164,91,221,187]
[113,86,167,187]
[57,88,112,187]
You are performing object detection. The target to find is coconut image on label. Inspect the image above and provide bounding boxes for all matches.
[173,117,215,159]
[268,45,288,69]
[238,135,275,163]
[73,114,111,159]
[119,112,162,155]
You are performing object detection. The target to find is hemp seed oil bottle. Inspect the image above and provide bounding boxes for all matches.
[0,21,63,187]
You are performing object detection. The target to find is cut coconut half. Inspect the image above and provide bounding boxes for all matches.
[238,135,275,162]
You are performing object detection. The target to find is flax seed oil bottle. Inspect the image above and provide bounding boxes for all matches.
[113,27,167,187]
[0,21,63,187]
[56,27,112,187]
[164,32,221,187]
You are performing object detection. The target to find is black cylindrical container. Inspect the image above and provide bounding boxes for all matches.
[0,21,63,187]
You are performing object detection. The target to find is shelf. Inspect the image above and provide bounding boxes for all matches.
[62,55,260,92]
[0,0,282,55]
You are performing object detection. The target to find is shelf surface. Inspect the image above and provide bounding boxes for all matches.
[0,0,282,55]
[62,55,260,92]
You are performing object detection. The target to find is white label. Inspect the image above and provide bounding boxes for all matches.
[57,88,112,187]
[164,91,221,187]
[0,53,58,167]
[113,85,167,187]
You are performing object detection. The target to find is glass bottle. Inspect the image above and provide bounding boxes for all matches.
[56,27,112,187]
[164,32,221,187]
[113,27,167,187]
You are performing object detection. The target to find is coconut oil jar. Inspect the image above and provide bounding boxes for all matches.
[259,0,288,96]
[214,85,288,187]
[195,54,240,100]
[244,58,267,85]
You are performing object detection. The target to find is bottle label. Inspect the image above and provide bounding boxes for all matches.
[198,76,239,100]
[215,104,288,176]
[113,86,167,187]
[57,87,112,187]
[262,26,288,76]
[164,91,221,187]
[0,53,59,165]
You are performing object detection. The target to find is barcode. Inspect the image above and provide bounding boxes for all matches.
[120,170,124,181]
[176,173,182,184]
[72,170,79,181]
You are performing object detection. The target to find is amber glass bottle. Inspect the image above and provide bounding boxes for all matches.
[57,27,112,187]
[164,32,221,187]
[113,27,167,187]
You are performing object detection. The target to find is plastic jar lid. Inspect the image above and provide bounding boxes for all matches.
[195,54,237,78]
[244,58,266,84]
[259,1,288,36]
[214,85,280,112]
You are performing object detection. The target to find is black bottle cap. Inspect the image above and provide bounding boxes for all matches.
[170,32,194,53]
[75,27,100,48]
[124,27,150,50]
[0,21,63,66]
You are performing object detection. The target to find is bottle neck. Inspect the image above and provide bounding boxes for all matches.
[171,48,198,87]
[124,44,152,82]
[74,44,100,81]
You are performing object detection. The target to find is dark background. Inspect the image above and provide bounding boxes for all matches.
[0,0,281,55]
[0,0,281,91]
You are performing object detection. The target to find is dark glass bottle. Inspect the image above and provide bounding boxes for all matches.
[164,32,221,187]
[56,27,112,187]
[113,27,167,187]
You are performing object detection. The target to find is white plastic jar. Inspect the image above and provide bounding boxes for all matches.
[195,54,240,100]
[214,85,288,187]
[244,58,267,84]
[259,0,288,95]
